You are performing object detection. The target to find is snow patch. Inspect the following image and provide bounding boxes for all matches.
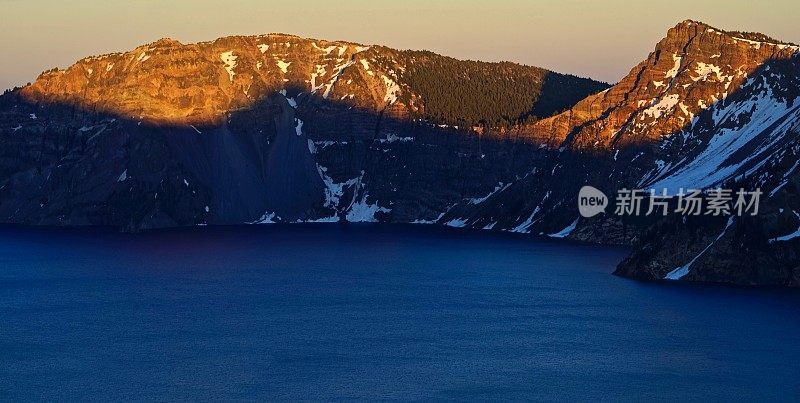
[279,90,298,108]
[308,215,340,223]
[692,62,730,83]
[376,133,413,143]
[642,94,681,119]
[548,219,579,238]
[512,205,541,233]
[770,227,800,243]
[312,42,337,55]
[467,182,511,205]
[276,60,291,73]
[412,211,447,225]
[665,217,733,280]
[252,212,276,224]
[316,167,360,209]
[445,218,468,228]
[665,53,682,79]
[360,59,374,76]
[346,192,390,222]
[382,75,401,104]
[310,64,327,92]
[220,51,238,81]
[769,211,800,243]
[323,59,356,98]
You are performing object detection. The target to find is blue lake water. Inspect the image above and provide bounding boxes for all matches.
[0,224,798,401]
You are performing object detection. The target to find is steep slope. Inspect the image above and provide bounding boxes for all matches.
[444,20,800,285]
[436,21,798,222]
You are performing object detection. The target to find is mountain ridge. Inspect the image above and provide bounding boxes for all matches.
[1,20,799,286]
[17,32,606,128]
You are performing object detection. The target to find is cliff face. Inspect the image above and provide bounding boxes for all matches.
[18,34,605,128]
[512,20,800,285]
[2,33,592,228]
[20,36,393,126]
[1,21,799,286]
[438,21,800,230]
[524,20,798,146]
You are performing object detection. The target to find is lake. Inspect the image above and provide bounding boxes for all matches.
[1,224,798,401]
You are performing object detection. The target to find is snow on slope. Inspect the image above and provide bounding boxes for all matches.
[548,219,579,238]
[665,217,733,280]
[220,51,237,81]
[646,70,800,193]
[346,191,390,222]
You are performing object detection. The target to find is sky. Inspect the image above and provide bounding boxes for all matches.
[2,0,799,90]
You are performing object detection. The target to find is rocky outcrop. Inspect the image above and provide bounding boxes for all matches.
[522,20,798,147]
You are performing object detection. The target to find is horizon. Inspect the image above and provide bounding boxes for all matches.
[3,2,800,399]
[3,0,800,91]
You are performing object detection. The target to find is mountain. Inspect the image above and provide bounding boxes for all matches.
[0,33,606,228]
[1,21,799,286]
[451,20,800,285]
[446,20,800,285]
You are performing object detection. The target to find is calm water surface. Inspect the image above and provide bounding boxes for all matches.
[0,224,798,401]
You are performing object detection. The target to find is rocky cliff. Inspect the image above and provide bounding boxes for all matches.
[0,33,605,227]
[1,21,799,286]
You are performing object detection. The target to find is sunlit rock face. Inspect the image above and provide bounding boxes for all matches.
[20,35,395,125]
[18,34,603,127]
[523,20,799,149]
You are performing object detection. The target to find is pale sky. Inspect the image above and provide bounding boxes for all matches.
[2,0,799,90]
